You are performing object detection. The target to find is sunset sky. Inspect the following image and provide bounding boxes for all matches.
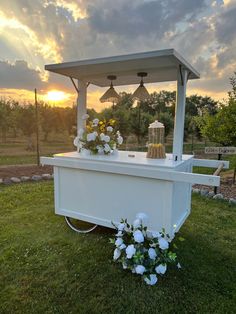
[0,0,235,110]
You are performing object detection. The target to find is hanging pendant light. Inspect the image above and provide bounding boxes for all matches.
[100,75,121,103]
[132,72,150,102]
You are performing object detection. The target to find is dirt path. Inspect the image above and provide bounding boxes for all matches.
[0,165,53,179]
[0,164,235,199]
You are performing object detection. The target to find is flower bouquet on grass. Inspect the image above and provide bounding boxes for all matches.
[110,213,180,286]
[74,114,123,155]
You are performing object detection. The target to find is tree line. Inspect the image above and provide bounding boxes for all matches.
[0,72,235,150]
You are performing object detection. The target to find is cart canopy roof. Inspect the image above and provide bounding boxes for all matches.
[45,49,200,87]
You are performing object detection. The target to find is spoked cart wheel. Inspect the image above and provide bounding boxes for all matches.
[65,216,98,233]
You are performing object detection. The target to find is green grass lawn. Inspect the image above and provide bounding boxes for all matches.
[0,182,235,313]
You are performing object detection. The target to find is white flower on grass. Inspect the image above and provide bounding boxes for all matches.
[152,232,162,239]
[104,135,110,143]
[104,143,111,153]
[82,113,89,120]
[158,237,169,250]
[119,244,126,250]
[115,238,123,247]
[144,274,158,286]
[155,264,167,275]
[78,128,84,138]
[177,263,181,269]
[93,118,99,125]
[136,212,148,224]
[133,230,144,243]
[113,248,121,260]
[133,219,141,229]
[117,135,123,145]
[122,262,128,269]
[116,231,123,237]
[135,265,146,275]
[126,244,136,259]
[73,136,79,147]
[118,223,125,231]
[148,248,157,260]
[107,126,113,132]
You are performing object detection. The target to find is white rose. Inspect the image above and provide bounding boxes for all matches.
[100,133,105,140]
[158,237,169,250]
[82,113,89,120]
[118,223,125,231]
[104,135,110,143]
[116,230,123,237]
[136,212,148,224]
[144,274,158,286]
[122,262,128,269]
[119,244,126,250]
[117,135,123,145]
[104,143,111,153]
[73,136,79,147]
[115,237,123,247]
[133,230,144,243]
[152,232,162,239]
[155,264,167,275]
[126,244,136,259]
[93,118,99,125]
[107,126,113,132]
[87,132,96,142]
[113,248,121,260]
[148,248,157,260]
[133,219,141,229]
[96,145,104,154]
[135,265,146,275]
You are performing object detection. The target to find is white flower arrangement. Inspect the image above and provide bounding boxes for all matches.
[111,213,180,286]
[73,115,123,155]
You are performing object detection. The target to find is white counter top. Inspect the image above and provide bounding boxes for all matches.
[53,150,193,170]
[41,150,219,186]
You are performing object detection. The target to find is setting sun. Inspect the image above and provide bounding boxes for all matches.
[46,90,69,102]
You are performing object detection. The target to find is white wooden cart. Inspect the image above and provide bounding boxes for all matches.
[41,49,229,237]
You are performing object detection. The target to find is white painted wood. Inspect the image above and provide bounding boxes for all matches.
[45,49,200,86]
[172,68,188,161]
[40,153,220,186]
[53,166,183,238]
[53,151,193,169]
[77,80,87,132]
[193,158,229,169]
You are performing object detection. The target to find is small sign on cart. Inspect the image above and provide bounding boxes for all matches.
[205,147,236,154]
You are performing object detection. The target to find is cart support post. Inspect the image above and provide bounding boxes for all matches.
[173,68,188,161]
[77,80,87,133]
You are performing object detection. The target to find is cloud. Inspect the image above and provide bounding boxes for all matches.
[0,60,44,90]
[0,0,235,104]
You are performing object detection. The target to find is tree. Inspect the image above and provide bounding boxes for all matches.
[39,103,57,141]
[196,73,236,146]
[0,99,11,143]
[18,104,37,150]
[144,91,176,116]
[129,107,152,144]
[155,112,174,139]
